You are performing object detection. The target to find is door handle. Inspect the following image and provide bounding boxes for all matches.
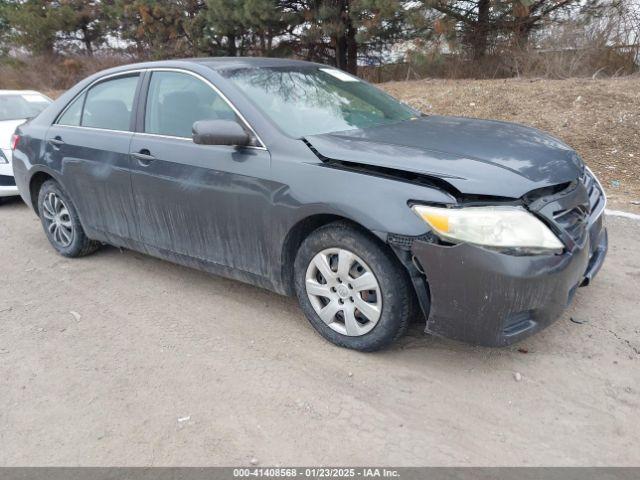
[49,137,65,148]
[131,149,156,166]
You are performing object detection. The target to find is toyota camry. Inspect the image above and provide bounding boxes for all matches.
[11,58,608,351]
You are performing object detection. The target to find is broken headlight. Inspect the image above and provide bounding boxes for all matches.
[411,205,563,254]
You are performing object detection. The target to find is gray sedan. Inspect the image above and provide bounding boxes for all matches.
[11,58,607,351]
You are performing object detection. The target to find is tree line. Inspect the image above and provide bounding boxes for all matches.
[0,0,632,75]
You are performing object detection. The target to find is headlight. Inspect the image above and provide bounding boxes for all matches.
[411,205,563,253]
[0,150,7,164]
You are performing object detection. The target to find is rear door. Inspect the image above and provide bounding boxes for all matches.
[128,69,273,276]
[45,73,142,245]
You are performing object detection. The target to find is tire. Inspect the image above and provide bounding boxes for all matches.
[37,179,100,258]
[294,221,413,352]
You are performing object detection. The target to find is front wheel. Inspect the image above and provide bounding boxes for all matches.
[37,179,100,257]
[294,221,414,351]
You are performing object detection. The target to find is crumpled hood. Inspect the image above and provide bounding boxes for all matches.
[305,116,583,198]
[0,119,26,150]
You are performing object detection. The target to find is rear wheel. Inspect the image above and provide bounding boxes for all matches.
[37,180,100,257]
[294,221,413,351]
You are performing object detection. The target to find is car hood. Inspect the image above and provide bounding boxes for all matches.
[0,119,26,149]
[304,116,583,198]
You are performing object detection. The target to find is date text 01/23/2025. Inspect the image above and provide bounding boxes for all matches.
[233,468,400,478]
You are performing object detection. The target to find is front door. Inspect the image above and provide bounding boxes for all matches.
[129,70,274,277]
[45,73,141,245]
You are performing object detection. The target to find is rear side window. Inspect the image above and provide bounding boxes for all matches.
[58,93,85,126]
[144,71,236,138]
[81,75,139,131]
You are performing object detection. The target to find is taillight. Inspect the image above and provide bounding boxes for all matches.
[11,134,20,151]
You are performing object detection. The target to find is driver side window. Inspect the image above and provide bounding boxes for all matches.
[144,71,237,138]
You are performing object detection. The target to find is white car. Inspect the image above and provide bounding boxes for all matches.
[0,90,52,202]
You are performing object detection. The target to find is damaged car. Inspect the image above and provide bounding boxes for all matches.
[11,58,608,351]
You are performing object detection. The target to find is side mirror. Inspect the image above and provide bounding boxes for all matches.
[192,119,251,147]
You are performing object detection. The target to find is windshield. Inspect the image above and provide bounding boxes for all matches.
[221,66,419,137]
[0,93,51,121]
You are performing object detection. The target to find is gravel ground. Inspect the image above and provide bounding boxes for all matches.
[382,77,640,213]
[1,198,638,466]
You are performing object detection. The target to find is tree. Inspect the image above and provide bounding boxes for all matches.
[203,0,289,56]
[321,0,359,73]
[204,0,244,55]
[0,0,428,74]
[58,0,108,55]
[4,0,66,55]
[112,0,207,58]
[242,0,289,55]
[0,0,12,55]
[277,0,409,73]
[421,0,585,59]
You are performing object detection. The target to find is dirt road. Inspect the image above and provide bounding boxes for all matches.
[1,198,638,466]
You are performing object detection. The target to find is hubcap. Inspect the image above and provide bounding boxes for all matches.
[305,248,382,336]
[42,192,74,248]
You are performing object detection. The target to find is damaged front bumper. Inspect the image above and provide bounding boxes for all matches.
[409,216,608,347]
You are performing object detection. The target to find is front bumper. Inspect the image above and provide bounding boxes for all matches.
[411,215,608,347]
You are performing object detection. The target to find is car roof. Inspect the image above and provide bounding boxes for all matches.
[80,57,329,85]
[187,57,322,70]
[114,57,324,73]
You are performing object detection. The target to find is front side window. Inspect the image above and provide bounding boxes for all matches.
[82,75,139,131]
[221,66,419,138]
[144,71,237,138]
[0,93,50,121]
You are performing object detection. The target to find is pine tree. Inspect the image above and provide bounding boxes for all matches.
[112,0,207,58]
[58,0,108,55]
[4,0,66,55]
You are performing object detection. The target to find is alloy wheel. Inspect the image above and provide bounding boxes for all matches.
[41,192,74,248]
[305,248,382,336]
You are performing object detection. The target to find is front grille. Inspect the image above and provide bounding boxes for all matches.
[581,168,606,218]
[0,175,16,187]
[542,168,605,247]
[552,202,590,244]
